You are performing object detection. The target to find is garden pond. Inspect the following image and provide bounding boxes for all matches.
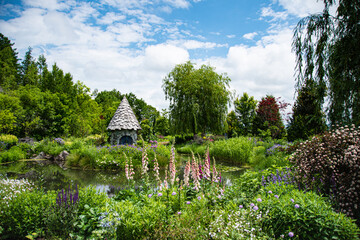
[0,157,248,196]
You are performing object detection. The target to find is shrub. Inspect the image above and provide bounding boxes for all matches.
[0,146,26,163]
[249,146,267,168]
[0,187,56,239]
[258,183,360,239]
[32,138,67,156]
[0,134,18,151]
[225,170,264,203]
[71,145,99,169]
[290,125,360,222]
[114,198,167,240]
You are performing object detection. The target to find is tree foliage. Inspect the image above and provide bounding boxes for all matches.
[253,96,286,139]
[163,61,231,135]
[234,92,257,136]
[226,110,240,138]
[0,33,20,90]
[287,79,327,141]
[293,0,360,126]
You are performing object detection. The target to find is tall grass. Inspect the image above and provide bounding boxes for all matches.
[210,137,254,164]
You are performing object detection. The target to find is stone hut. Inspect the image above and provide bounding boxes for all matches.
[107,96,141,145]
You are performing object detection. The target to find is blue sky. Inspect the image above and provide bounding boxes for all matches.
[0,0,327,113]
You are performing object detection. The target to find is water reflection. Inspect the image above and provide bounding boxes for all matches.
[0,159,247,195]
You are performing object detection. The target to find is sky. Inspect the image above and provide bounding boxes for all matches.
[0,0,327,113]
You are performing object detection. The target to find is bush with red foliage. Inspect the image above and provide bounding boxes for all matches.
[253,95,288,139]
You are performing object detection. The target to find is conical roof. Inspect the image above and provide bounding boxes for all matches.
[107,96,142,131]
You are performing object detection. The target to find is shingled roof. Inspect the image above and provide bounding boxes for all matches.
[107,96,142,131]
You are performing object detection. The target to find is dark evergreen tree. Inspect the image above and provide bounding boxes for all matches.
[287,79,327,141]
[0,33,20,89]
[20,47,39,86]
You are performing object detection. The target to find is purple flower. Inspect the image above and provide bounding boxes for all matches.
[274,195,279,199]
[294,204,300,208]
[250,203,255,207]
[290,198,294,202]
[239,205,243,209]
[172,192,176,196]
[289,232,294,237]
[253,206,259,210]
[177,211,182,215]
[268,190,273,194]
[186,201,191,205]
[197,196,201,200]
[148,194,153,198]
[257,198,262,202]
[158,193,163,197]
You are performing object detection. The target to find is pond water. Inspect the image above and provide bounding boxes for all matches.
[0,158,248,196]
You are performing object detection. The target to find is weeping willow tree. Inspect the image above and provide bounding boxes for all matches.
[163,61,231,135]
[293,0,360,126]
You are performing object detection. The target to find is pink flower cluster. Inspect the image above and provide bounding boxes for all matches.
[124,153,135,181]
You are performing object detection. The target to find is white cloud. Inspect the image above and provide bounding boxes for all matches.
[144,44,189,71]
[243,32,258,40]
[70,2,99,23]
[163,0,190,9]
[276,0,325,17]
[101,0,152,10]
[22,0,71,11]
[0,8,79,48]
[260,7,288,21]
[108,22,150,45]
[201,28,296,107]
[181,40,226,49]
[97,12,126,25]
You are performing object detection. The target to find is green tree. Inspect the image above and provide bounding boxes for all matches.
[226,110,240,138]
[140,119,153,141]
[63,81,102,137]
[20,47,39,86]
[94,89,122,132]
[154,117,169,136]
[293,0,360,126]
[163,61,231,135]
[234,92,257,136]
[287,79,327,141]
[0,93,23,134]
[0,33,20,90]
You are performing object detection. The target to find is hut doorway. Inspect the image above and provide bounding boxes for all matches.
[120,135,133,145]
